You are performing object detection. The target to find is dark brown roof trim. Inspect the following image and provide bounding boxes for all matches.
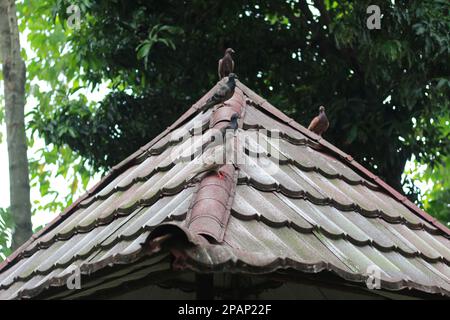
[0,215,187,293]
[15,252,170,300]
[8,219,449,299]
[41,255,174,300]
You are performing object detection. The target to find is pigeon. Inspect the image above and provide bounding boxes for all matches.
[205,113,240,151]
[200,73,237,111]
[218,112,240,141]
[308,106,329,136]
[218,48,235,79]
[188,113,241,181]
[226,112,240,131]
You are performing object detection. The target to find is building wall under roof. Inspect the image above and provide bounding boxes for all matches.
[86,271,412,300]
[105,280,393,300]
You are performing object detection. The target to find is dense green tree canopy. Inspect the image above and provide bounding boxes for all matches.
[6,0,450,228]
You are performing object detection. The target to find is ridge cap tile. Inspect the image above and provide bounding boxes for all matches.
[185,88,245,243]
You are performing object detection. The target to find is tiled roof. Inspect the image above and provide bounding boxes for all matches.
[0,78,449,299]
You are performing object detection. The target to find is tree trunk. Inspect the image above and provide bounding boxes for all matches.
[0,0,32,250]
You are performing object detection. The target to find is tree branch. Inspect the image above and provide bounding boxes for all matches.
[313,0,331,27]
[0,0,32,250]
[298,0,314,23]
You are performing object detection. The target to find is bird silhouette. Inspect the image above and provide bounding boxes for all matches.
[205,113,240,151]
[308,106,329,136]
[200,73,237,111]
[218,48,235,79]
[188,113,241,181]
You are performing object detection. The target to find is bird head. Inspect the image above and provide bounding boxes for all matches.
[230,113,240,121]
[225,48,235,55]
[228,113,240,130]
[227,73,237,82]
[319,106,325,113]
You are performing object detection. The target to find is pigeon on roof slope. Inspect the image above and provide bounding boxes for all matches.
[308,105,329,136]
[200,73,237,111]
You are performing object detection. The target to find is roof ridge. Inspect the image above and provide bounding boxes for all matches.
[235,80,450,238]
[0,80,225,273]
[184,87,245,243]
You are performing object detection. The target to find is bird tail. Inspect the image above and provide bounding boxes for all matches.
[199,98,215,112]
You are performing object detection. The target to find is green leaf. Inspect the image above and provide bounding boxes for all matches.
[347,126,358,144]
[136,42,151,59]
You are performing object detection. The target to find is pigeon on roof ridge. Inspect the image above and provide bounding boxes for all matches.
[200,73,237,111]
[207,112,240,147]
[193,113,240,181]
[218,48,235,79]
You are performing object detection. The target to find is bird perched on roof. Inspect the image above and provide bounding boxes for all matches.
[200,73,237,111]
[188,113,240,181]
[205,112,240,150]
[218,48,235,79]
[218,112,240,140]
[308,106,329,136]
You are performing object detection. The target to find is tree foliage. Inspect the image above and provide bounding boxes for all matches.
[1,0,32,249]
[1,0,447,247]
[18,0,96,216]
[0,207,13,260]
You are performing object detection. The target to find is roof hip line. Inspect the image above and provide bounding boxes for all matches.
[184,88,246,243]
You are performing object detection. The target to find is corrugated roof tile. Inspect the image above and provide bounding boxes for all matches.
[0,78,449,299]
